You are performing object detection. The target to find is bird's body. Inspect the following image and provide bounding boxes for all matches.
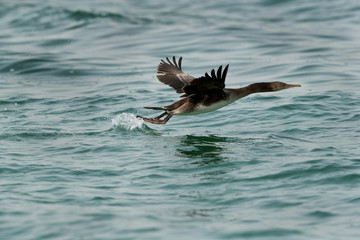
[137,57,301,124]
[176,95,237,116]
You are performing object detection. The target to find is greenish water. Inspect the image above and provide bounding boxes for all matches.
[1,0,360,239]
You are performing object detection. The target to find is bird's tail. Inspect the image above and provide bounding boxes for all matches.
[144,106,165,111]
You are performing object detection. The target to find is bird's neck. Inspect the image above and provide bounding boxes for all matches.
[227,83,274,100]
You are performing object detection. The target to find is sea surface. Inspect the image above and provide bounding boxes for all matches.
[1,0,360,239]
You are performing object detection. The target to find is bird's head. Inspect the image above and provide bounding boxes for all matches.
[269,81,301,91]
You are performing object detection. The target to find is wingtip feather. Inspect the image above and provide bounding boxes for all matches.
[222,64,229,81]
[211,69,216,79]
[217,65,222,79]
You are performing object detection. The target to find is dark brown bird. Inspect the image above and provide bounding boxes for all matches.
[137,56,301,124]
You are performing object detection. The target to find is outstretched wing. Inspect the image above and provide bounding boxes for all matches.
[182,64,229,99]
[157,56,195,93]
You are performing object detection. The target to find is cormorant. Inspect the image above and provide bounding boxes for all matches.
[137,57,301,124]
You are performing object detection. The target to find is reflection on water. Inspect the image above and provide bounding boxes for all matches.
[175,135,231,165]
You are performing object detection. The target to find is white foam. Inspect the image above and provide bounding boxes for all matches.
[111,113,144,130]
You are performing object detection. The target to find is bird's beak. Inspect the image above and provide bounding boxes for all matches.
[283,84,301,89]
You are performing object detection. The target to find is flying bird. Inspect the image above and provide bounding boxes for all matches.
[137,57,301,124]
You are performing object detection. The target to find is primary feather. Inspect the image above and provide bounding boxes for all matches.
[156,56,195,93]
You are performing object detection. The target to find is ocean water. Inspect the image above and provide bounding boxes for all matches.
[1,0,360,239]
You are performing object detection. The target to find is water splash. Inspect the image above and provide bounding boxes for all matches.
[111,113,144,130]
